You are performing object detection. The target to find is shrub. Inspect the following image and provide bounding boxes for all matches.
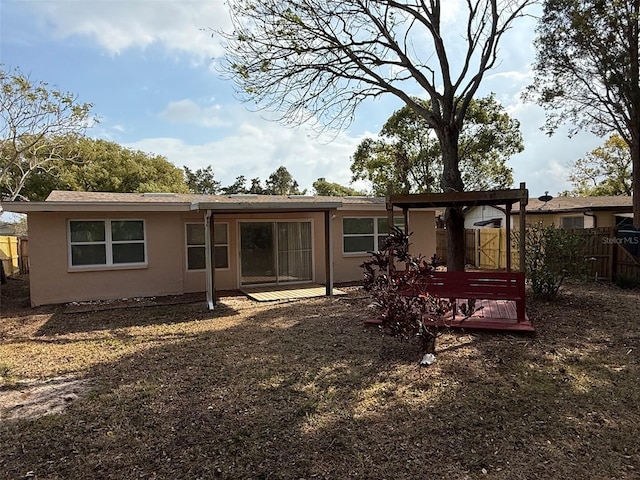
[516,222,588,297]
[361,227,454,361]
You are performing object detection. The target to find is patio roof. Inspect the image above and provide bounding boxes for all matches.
[387,183,529,272]
[388,186,528,210]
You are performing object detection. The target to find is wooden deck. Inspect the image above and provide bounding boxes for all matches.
[366,298,534,333]
[241,284,346,302]
[440,298,534,332]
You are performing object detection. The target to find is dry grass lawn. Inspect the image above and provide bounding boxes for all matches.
[1,275,639,479]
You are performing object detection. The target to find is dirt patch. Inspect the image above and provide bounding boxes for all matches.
[0,376,91,421]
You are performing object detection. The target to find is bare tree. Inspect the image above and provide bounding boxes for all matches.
[220,0,534,270]
[0,66,94,201]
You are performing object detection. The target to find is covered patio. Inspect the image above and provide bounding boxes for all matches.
[197,196,342,310]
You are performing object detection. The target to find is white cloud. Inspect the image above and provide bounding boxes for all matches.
[125,112,364,193]
[28,0,230,60]
[129,90,607,198]
[485,69,533,85]
[159,99,231,128]
[440,0,463,24]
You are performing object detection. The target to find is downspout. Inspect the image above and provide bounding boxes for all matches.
[204,209,214,310]
[325,210,334,297]
[584,210,597,228]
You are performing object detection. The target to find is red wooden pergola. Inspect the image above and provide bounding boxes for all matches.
[384,182,534,332]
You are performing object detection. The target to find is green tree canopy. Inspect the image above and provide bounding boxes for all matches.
[264,166,306,195]
[527,0,640,225]
[351,95,522,196]
[312,178,365,197]
[184,165,221,194]
[248,177,265,194]
[222,175,249,194]
[0,66,94,200]
[22,137,188,200]
[568,135,632,196]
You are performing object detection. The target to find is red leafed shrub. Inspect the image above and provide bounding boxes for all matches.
[361,227,452,357]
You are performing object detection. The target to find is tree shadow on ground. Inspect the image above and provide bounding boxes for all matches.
[1,284,638,479]
[0,276,57,316]
[34,301,239,336]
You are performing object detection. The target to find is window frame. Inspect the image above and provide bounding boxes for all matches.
[68,219,147,269]
[560,216,585,230]
[185,222,230,271]
[342,216,405,255]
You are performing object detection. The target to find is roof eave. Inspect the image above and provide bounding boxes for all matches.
[510,205,634,215]
[197,201,342,211]
[0,201,192,213]
[337,204,407,211]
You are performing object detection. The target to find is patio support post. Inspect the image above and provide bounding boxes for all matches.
[325,210,334,297]
[386,194,395,272]
[519,182,527,273]
[505,203,512,272]
[386,183,396,233]
[403,208,409,234]
[204,209,215,310]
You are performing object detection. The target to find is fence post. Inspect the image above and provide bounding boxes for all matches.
[609,227,618,282]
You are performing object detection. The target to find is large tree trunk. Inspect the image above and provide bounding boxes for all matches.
[440,125,466,271]
[631,134,640,228]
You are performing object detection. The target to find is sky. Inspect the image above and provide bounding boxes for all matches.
[0,0,606,200]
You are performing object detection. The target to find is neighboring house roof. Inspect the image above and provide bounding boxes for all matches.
[512,195,633,214]
[0,190,401,214]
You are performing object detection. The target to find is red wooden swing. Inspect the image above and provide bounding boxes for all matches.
[384,183,534,333]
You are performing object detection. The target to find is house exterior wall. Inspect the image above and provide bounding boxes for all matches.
[25,207,436,306]
[181,211,328,292]
[515,212,596,228]
[331,209,436,283]
[594,212,617,228]
[27,211,187,306]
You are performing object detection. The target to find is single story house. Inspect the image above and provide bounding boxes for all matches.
[464,195,634,229]
[1,191,436,307]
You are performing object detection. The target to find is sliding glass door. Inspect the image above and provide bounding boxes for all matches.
[240,221,312,286]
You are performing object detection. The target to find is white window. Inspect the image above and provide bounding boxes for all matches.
[343,217,404,254]
[69,220,146,267]
[561,216,584,229]
[186,223,229,270]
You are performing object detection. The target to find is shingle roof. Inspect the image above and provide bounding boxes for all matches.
[27,190,633,214]
[45,190,193,203]
[517,195,633,213]
[44,190,380,205]
[1,190,393,213]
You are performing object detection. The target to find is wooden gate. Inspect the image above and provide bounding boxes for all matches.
[0,236,19,276]
[478,228,502,269]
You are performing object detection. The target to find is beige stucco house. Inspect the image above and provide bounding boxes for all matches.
[1,191,436,307]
